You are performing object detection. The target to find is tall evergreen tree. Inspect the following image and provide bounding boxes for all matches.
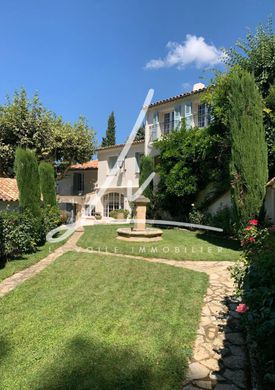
[39,161,57,207]
[14,148,41,217]
[101,112,116,146]
[228,69,268,227]
[135,126,145,141]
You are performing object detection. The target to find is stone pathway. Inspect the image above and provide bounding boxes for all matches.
[0,235,248,389]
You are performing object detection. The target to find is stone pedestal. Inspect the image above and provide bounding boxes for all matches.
[133,195,150,231]
[116,195,162,241]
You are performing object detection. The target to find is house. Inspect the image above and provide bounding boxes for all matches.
[57,160,98,221]
[0,178,19,210]
[144,82,209,156]
[56,84,275,224]
[57,83,212,220]
[95,140,145,217]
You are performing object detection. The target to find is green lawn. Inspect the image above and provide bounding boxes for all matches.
[0,252,208,389]
[0,240,66,283]
[78,224,241,261]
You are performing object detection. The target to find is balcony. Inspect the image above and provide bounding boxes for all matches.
[148,113,211,142]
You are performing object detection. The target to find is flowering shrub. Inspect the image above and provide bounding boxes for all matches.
[231,219,275,389]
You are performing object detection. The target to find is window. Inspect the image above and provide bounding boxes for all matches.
[135,152,143,173]
[198,104,211,127]
[73,173,84,194]
[163,112,174,134]
[108,156,117,171]
[184,102,192,129]
[103,192,124,217]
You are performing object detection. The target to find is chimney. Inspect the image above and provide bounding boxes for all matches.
[192,82,205,92]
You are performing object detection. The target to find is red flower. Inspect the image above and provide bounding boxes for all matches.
[236,303,248,313]
[248,237,255,243]
[248,219,258,226]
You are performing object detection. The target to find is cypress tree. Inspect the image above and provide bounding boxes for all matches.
[228,69,268,227]
[39,161,57,207]
[101,112,116,146]
[14,148,41,217]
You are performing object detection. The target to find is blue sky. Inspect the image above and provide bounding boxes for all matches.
[0,0,274,146]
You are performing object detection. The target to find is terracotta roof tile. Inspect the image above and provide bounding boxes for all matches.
[0,178,19,202]
[70,160,98,170]
[149,87,207,108]
[96,140,144,151]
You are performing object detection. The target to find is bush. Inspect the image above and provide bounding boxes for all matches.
[209,207,234,235]
[188,207,209,225]
[109,209,129,219]
[0,215,5,267]
[230,220,275,389]
[60,210,70,224]
[41,205,62,236]
[1,210,42,259]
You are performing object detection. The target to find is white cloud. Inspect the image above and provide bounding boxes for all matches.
[145,34,223,70]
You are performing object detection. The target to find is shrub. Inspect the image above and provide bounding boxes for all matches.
[109,209,129,219]
[60,210,70,224]
[209,207,234,235]
[0,215,5,267]
[230,220,275,389]
[95,212,102,220]
[188,207,208,225]
[1,210,41,259]
[41,205,61,236]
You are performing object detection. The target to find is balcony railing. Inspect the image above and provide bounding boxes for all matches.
[148,114,211,142]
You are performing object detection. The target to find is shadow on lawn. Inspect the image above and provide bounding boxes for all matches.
[196,232,240,252]
[35,337,185,390]
[0,336,10,370]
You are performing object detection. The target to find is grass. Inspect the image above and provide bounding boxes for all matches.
[0,252,208,389]
[0,239,66,283]
[78,224,241,261]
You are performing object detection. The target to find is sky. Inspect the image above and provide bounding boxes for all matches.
[0,0,274,147]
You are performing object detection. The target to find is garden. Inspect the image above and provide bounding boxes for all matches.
[0,252,207,389]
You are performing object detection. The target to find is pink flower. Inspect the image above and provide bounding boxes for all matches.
[244,226,253,230]
[269,225,275,232]
[236,303,248,313]
[248,237,255,243]
[248,219,258,226]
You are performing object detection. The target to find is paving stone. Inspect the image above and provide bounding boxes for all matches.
[187,362,210,380]
[201,358,220,371]
[193,379,212,389]
[194,347,211,361]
